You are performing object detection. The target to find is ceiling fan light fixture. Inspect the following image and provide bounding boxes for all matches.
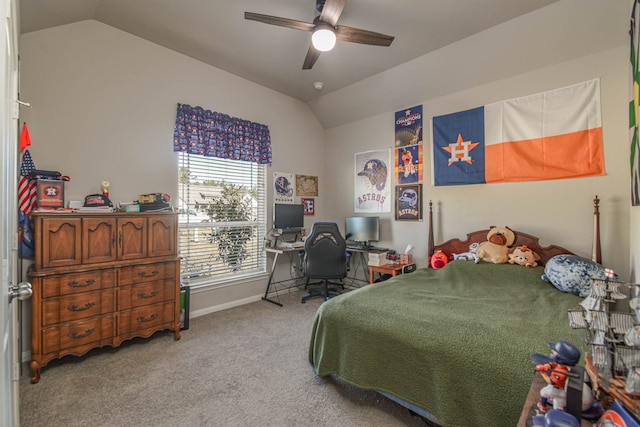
[312,24,336,52]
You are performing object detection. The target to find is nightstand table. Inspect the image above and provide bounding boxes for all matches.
[368,263,405,284]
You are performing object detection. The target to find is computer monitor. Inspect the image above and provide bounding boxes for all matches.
[345,216,380,244]
[273,203,304,232]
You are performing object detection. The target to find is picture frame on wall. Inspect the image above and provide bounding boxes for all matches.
[296,174,318,197]
[273,172,295,204]
[302,198,315,216]
[354,149,391,213]
[395,184,422,221]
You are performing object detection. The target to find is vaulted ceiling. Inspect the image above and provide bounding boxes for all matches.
[19,0,563,103]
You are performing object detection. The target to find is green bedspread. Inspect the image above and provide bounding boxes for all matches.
[308,261,583,427]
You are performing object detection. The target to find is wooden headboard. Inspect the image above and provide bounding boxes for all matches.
[426,196,602,267]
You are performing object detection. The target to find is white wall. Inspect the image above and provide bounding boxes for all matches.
[18,20,327,314]
[324,3,631,279]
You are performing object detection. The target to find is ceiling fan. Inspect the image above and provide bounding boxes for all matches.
[245,0,395,70]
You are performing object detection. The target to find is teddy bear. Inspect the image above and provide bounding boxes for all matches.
[508,244,541,267]
[476,226,516,264]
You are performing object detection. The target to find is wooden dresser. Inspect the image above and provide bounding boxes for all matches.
[29,212,181,383]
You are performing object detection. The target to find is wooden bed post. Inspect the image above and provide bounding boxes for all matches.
[592,195,601,264]
[427,200,434,261]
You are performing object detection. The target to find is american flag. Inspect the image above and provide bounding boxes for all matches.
[18,149,37,214]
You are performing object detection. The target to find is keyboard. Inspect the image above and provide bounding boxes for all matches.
[282,241,305,249]
[346,243,370,251]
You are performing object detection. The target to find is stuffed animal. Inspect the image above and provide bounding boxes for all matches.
[476,226,515,264]
[541,254,614,297]
[430,250,449,269]
[451,242,480,263]
[508,245,541,267]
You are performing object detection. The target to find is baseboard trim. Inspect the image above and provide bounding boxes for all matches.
[190,294,263,318]
[190,287,300,319]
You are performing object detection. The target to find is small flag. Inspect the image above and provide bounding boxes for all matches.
[18,212,34,258]
[18,149,37,258]
[605,268,615,279]
[18,149,37,215]
[19,123,31,152]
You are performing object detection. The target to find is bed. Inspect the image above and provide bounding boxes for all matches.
[308,199,602,426]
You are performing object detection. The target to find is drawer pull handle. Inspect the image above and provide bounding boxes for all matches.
[137,313,158,323]
[137,271,159,278]
[137,291,159,299]
[67,302,95,312]
[68,328,95,339]
[68,279,96,288]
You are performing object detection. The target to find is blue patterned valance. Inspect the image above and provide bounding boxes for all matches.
[173,103,272,165]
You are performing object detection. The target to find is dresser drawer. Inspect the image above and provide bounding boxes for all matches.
[119,262,174,285]
[41,269,115,298]
[118,280,175,310]
[42,290,115,326]
[117,301,174,335]
[41,316,114,354]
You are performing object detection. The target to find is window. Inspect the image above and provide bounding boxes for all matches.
[178,152,267,287]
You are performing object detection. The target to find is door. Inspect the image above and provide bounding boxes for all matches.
[148,214,176,258]
[1,0,22,425]
[119,216,147,260]
[82,217,117,264]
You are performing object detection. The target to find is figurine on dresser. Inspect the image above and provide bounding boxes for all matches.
[532,341,582,412]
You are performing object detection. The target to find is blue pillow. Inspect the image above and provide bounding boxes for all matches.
[541,254,611,297]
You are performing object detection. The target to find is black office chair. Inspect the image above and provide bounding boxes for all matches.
[301,222,347,303]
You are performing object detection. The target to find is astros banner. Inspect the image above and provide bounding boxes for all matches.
[431,79,604,186]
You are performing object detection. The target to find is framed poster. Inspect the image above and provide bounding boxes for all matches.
[395,144,423,184]
[302,198,315,215]
[395,105,423,147]
[354,149,391,213]
[295,174,318,196]
[36,179,65,209]
[273,172,294,203]
[395,184,422,221]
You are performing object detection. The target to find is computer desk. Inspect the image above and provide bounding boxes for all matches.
[262,245,388,306]
[262,246,305,307]
[344,246,388,287]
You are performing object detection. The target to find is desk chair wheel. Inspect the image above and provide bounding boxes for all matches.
[301,280,341,303]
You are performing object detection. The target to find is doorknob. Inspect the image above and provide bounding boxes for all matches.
[9,281,32,303]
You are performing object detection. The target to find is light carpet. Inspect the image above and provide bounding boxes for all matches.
[19,290,427,427]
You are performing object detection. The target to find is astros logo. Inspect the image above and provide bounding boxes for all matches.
[441,133,479,166]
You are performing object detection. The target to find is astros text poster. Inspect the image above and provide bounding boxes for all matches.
[396,184,422,221]
[354,149,391,213]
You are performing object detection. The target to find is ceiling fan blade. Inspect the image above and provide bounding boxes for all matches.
[319,0,347,26]
[244,12,315,32]
[335,25,394,46]
[303,45,321,70]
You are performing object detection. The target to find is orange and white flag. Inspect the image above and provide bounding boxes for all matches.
[432,79,604,185]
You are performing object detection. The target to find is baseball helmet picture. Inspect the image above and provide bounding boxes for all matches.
[358,159,388,191]
[398,188,418,208]
[275,176,293,197]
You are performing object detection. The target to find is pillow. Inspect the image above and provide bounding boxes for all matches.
[541,254,610,297]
